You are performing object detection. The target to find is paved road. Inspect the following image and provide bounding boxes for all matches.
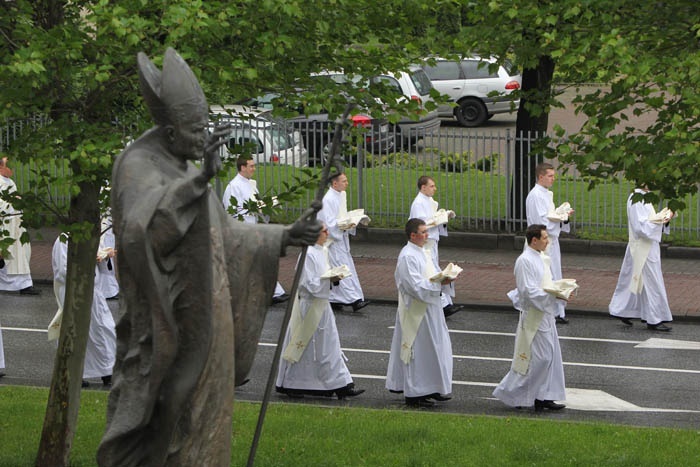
[4,286,699,430]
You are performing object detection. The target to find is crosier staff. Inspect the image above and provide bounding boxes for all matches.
[247,104,355,466]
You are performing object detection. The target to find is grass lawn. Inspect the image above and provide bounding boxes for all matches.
[1,386,699,466]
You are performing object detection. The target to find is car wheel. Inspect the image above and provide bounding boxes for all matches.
[456,98,487,127]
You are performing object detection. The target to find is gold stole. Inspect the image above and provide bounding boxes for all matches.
[629,205,654,294]
[398,247,435,364]
[511,252,549,375]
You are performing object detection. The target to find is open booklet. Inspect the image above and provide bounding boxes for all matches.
[320,264,353,280]
[425,208,455,227]
[338,209,371,230]
[543,278,579,300]
[97,247,114,261]
[648,207,673,224]
[547,202,573,222]
[430,262,463,282]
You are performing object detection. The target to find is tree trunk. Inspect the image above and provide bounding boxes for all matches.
[510,54,555,231]
[35,179,101,467]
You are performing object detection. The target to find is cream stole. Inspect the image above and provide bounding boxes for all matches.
[511,251,549,375]
[398,247,435,364]
[628,205,655,294]
[282,246,330,363]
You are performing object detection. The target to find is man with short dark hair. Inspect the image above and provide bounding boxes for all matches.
[223,154,289,304]
[318,172,369,312]
[526,162,573,324]
[409,175,461,317]
[493,224,566,412]
[386,218,454,408]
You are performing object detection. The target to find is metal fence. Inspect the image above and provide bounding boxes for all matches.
[4,116,700,241]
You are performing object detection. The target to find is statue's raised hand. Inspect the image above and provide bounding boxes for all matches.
[284,201,323,247]
[202,123,231,180]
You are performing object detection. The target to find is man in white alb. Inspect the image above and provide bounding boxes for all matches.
[223,155,289,304]
[0,157,39,295]
[609,188,673,331]
[317,172,369,312]
[526,162,573,324]
[409,175,461,318]
[51,234,116,387]
[386,218,455,408]
[275,223,364,399]
[493,224,566,411]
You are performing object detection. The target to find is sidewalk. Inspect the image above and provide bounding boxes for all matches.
[28,228,700,320]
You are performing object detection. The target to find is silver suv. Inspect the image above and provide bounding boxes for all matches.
[422,56,521,127]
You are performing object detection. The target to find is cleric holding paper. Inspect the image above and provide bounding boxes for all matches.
[97,48,320,466]
[526,162,573,324]
[318,172,370,312]
[608,187,674,331]
[493,224,566,412]
[275,222,365,400]
[386,218,455,408]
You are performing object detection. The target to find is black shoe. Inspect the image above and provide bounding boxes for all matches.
[278,387,305,399]
[618,317,633,326]
[443,304,463,318]
[555,316,569,324]
[534,399,566,411]
[388,389,404,394]
[19,286,40,295]
[405,396,436,408]
[352,299,370,312]
[271,293,290,304]
[335,384,365,400]
[0,372,6,378]
[102,375,112,387]
[425,393,452,402]
[330,302,344,311]
[81,380,90,388]
[647,323,672,332]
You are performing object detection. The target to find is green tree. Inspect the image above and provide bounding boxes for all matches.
[445,0,699,215]
[0,1,446,464]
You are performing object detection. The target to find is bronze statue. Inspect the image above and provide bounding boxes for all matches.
[97,48,320,466]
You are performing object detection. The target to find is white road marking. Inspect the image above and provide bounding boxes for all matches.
[634,338,700,350]
[555,388,700,413]
[448,329,643,345]
[260,343,700,375]
[1,326,47,333]
[350,376,700,413]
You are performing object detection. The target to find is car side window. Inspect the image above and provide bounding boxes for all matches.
[423,61,462,81]
[370,76,403,97]
[461,60,498,79]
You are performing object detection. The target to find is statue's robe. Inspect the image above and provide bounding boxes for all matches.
[98,129,285,466]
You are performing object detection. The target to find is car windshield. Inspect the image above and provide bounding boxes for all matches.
[269,126,293,151]
[503,59,518,77]
[409,69,434,96]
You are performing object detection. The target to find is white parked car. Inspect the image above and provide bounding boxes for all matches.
[210,105,308,167]
[422,56,521,127]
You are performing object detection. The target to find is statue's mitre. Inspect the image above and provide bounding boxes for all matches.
[137,48,208,126]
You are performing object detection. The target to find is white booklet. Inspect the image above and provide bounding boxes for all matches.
[426,208,455,227]
[320,264,353,280]
[648,207,673,224]
[430,262,463,282]
[547,202,573,222]
[543,278,579,300]
[338,209,371,230]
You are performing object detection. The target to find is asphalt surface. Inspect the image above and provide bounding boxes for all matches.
[2,227,700,429]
